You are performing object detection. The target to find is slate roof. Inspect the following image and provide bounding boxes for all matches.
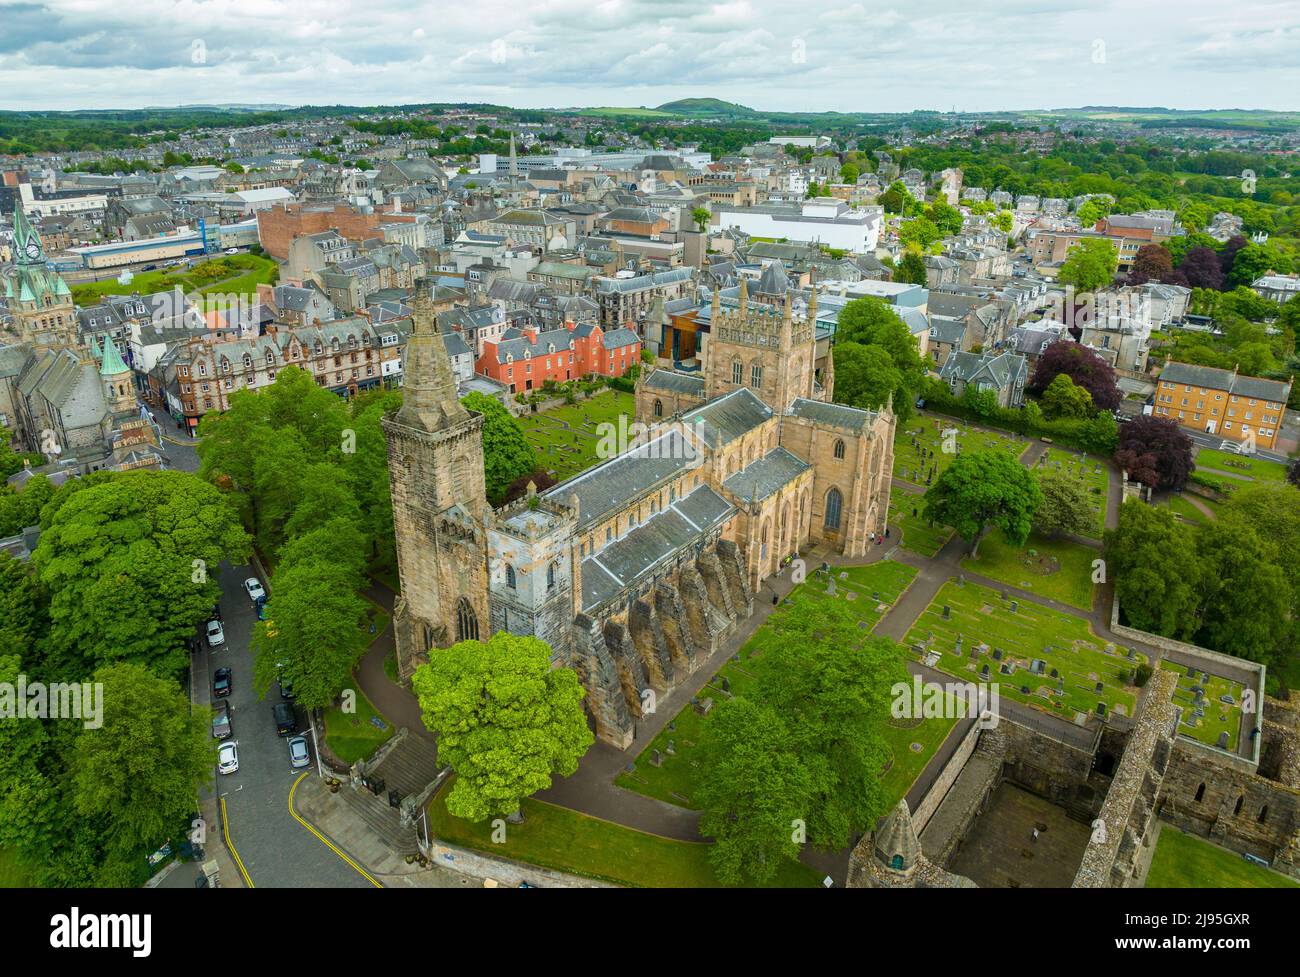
[601,327,639,350]
[642,369,706,397]
[681,387,772,448]
[1159,361,1292,402]
[940,350,1027,390]
[579,484,734,612]
[927,315,967,346]
[723,447,810,503]
[788,397,876,432]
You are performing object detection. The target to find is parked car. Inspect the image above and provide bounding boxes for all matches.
[287,735,310,769]
[243,577,266,603]
[213,666,232,698]
[211,701,232,739]
[210,601,222,621]
[217,740,239,775]
[273,701,298,736]
[206,619,225,647]
[224,248,239,255]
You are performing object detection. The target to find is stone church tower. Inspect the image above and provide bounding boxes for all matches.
[381,281,490,679]
[6,204,77,349]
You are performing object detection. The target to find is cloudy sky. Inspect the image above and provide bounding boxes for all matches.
[1,0,1298,113]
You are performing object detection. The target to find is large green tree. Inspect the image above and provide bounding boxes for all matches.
[412,632,593,821]
[1039,373,1095,419]
[922,450,1043,555]
[1194,520,1289,666]
[1059,238,1118,293]
[1034,468,1096,538]
[832,342,903,413]
[1104,500,1203,640]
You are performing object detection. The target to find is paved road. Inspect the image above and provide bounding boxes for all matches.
[1115,399,1290,463]
[197,561,374,888]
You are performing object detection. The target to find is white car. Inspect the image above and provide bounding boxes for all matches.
[243,577,266,603]
[288,735,311,770]
[225,248,239,255]
[206,619,225,647]
[218,740,239,775]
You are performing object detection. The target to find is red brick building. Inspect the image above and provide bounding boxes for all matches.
[476,321,640,393]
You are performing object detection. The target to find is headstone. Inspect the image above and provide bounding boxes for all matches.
[992,648,1003,660]
[650,749,663,767]
[981,665,990,678]
[1009,601,1018,613]
[942,605,951,620]
[1096,703,1107,716]
[694,697,714,716]
[1217,732,1230,749]
[721,676,731,694]
[666,740,676,756]
[1095,681,1104,694]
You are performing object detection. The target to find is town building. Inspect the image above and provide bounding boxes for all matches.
[1153,362,1291,449]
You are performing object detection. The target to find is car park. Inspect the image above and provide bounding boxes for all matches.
[218,740,239,775]
[211,701,232,739]
[206,619,225,647]
[288,735,310,769]
[213,666,232,698]
[244,577,266,603]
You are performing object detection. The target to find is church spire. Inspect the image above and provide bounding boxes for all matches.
[395,279,469,433]
[12,204,45,266]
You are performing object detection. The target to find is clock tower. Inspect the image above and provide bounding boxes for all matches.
[6,205,77,349]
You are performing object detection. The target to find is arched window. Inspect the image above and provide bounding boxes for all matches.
[653,399,663,418]
[506,565,516,589]
[731,359,742,385]
[422,624,436,652]
[456,598,479,642]
[824,488,843,531]
[547,562,557,591]
[750,362,763,388]
[833,438,845,459]
[1234,795,1244,816]
[1258,805,1269,824]
[1194,782,1206,802]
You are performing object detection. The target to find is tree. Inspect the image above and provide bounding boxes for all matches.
[1039,373,1095,419]
[1194,520,1290,666]
[33,471,250,680]
[922,450,1043,556]
[927,200,964,236]
[879,181,907,214]
[1029,340,1121,411]
[832,342,903,414]
[690,206,711,233]
[839,163,859,184]
[412,632,593,822]
[1058,238,1118,293]
[68,663,215,870]
[1104,501,1203,640]
[1227,242,1293,289]
[895,251,927,285]
[899,217,942,252]
[695,698,811,885]
[1126,244,1173,285]
[1114,415,1194,490]
[1075,198,1109,225]
[1034,469,1096,538]
[1178,246,1226,291]
[462,392,534,503]
[0,553,47,661]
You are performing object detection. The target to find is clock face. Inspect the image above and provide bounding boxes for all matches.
[24,242,41,260]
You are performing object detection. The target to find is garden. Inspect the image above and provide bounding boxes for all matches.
[70,253,278,307]
[903,579,1147,721]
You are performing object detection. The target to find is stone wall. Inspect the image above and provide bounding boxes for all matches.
[912,718,982,835]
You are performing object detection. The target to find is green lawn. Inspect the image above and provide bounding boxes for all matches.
[616,561,933,810]
[1159,661,1246,752]
[428,784,823,888]
[1161,493,1214,525]
[1146,827,1299,888]
[903,579,1147,721]
[323,684,394,764]
[961,531,1097,611]
[71,254,278,306]
[1031,447,1109,537]
[0,848,32,888]
[888,495,952,557]
[517,390,635,482]
[893,420,1028,487]
[1194,447,1287,483]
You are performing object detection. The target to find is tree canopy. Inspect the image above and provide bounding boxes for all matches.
[923,449,1043,555]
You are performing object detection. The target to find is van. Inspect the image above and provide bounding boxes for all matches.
[273,702,298,736]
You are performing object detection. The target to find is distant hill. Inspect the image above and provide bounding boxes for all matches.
[656,98,756,118]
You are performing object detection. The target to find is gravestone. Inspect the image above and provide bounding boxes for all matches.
[650,750,663,767]
[666,740,676,756]
[1009,601,1018,613]
[695,697,714,716]
[981,665,990,678]
[1217,732,1230,749]
[942,605,951,620]
[1095,681,1104,694]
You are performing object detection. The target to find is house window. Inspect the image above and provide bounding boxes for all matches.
[833,439,845,459]
[824,488,843,530]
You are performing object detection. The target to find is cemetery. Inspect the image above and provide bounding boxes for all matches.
[1159,660,1247,752]
[613,560,950,812]
[892,418,1030,487]
[960,531,1098,610]
[902,579,1147,720]
[1034,445,1110,537]
[516,390,635,481]
[888,496,953,557]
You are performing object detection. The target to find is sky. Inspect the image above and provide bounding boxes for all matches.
[1,0,1298,113]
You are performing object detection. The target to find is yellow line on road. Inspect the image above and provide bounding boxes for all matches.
[220,796,255,888]
[288,773,384,888]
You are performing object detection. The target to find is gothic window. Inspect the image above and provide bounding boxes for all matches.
[456,598,479,642]
[731,359,742,385]
[1259,805,1269,824]
[1234,795,1244,816]
[547,562,557,591]
[760,521,769,560]
[824,488,843,531]
[654,399,663,418]
[750,362,762,388]
[833,438,845,459]
[506,565,516,589]
[423,624,435,652]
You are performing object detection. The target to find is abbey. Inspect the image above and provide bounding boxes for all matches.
[385,274,895,747]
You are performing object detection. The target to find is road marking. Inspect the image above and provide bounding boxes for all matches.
[288,773,384,888]
[220,796,255,888]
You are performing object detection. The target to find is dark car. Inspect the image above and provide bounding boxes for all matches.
[273,701,298,736]
[211,700,232,739]
[213,666,232,698]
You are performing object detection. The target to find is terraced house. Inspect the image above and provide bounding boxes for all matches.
[1154,361,1292,450]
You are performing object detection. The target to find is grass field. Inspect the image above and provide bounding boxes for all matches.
[961,531,1097,611]
[427,784,823,888]
[1146,827,1299,888]
[517,390,635,482]
[1161,492,1215,525]
[888,495,952,556]
[893,420,1028,487]
[1032,447,1109,536]
[616,561,932,810]
[70,253,278,307]
[904,579,1146,721]
[1160,660,1246,752]
[1194,447,1287,483]
[576,106,678,118]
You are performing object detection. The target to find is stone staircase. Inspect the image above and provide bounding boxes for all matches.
[343,730,442,857]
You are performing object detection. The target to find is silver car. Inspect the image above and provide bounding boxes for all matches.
[287,735,310,770]
[243,577,266,603]
[217,740,239,775]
